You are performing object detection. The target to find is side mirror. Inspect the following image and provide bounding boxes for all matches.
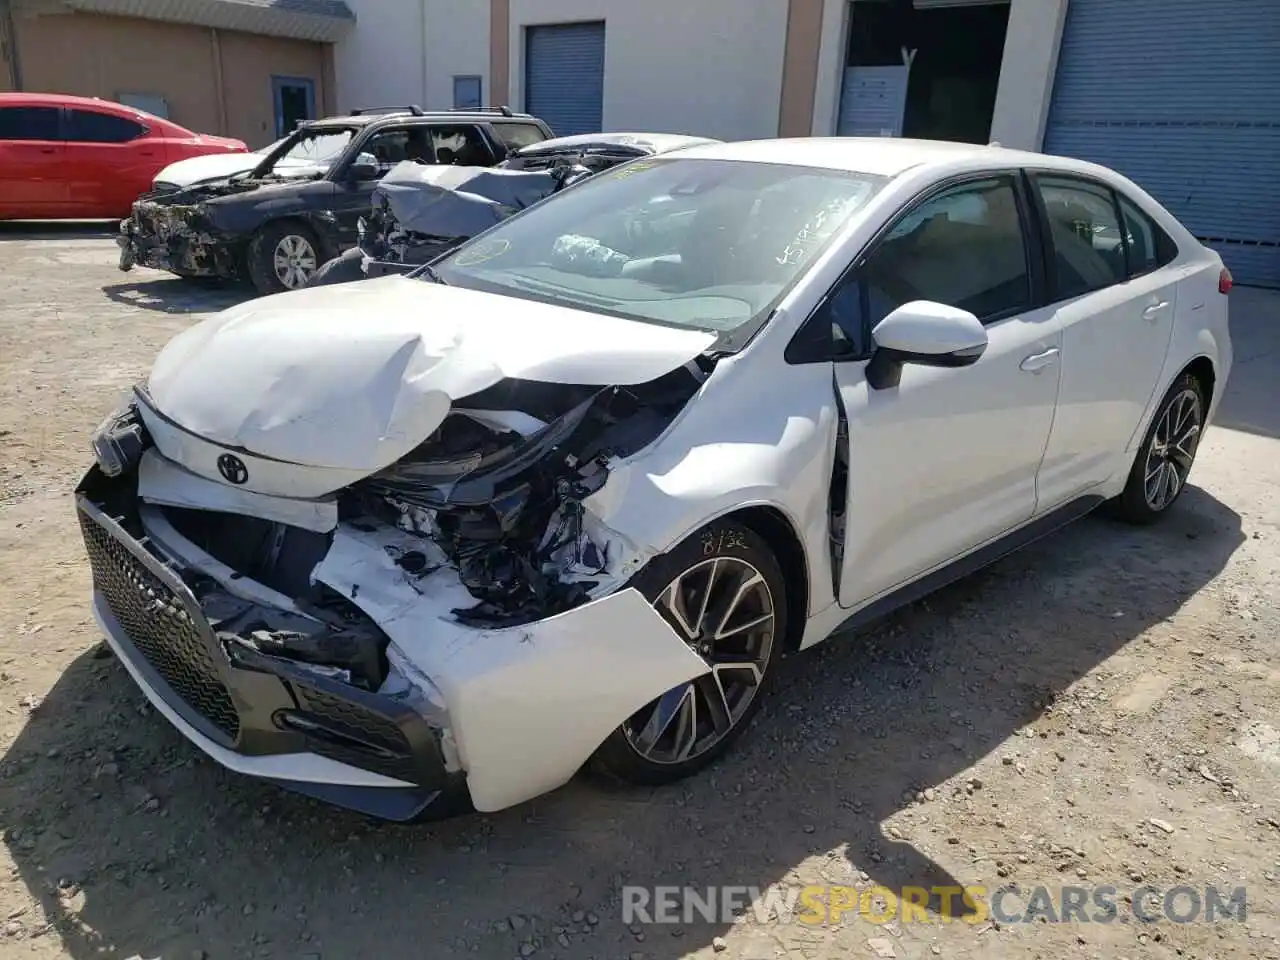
[348,152,379,181]
[866,300,988,390]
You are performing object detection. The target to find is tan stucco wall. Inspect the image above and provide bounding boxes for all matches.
[217,29,327,146]
[12,11,327,148]
[778,0,823,137]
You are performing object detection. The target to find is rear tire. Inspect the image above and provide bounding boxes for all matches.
[1110,372,1206,525]
[591,519,786,786]
[247,221,321,295]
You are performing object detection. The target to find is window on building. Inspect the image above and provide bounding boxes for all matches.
[1036,175,1127,299]
[65,110,147,144]
[453,75,482,110]
[117,93,169,119]
[0,106,60,141]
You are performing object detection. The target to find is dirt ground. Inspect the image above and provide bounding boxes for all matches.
[0,224,1277,960]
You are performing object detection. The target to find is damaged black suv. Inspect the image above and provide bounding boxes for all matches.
[116,106,554,295]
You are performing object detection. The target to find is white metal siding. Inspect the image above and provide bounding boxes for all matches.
[524,21,605,137]
[1044,0,1280,287]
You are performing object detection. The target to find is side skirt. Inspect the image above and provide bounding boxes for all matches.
[831,494,1107,638]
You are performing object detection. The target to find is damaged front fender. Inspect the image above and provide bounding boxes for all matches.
[312,522,710,812]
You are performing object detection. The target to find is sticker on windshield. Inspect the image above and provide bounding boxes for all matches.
[776,196,859,267]
[454,237,510,267]
[609,160,657,180]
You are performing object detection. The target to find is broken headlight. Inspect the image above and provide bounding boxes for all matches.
[90,401,148,477]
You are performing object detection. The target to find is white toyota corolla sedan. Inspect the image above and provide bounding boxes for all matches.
[78,137,1232,820]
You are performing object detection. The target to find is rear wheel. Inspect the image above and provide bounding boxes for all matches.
[247,222,320,295]
[1111,372,1206,524]
[591,519,786,786]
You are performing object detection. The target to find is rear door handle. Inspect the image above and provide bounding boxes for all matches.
[1142,301,1170,320]
[1020,347,1060,373]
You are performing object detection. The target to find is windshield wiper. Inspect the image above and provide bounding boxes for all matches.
[417,264,447,285]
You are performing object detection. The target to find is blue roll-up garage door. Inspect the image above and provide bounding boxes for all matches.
[1044,0,1280,288]
[525,22,605,138]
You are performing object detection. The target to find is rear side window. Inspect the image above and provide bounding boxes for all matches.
[1117,193,1178,277]
[490,121,548,151]
[0,106,60,140]
[65,109,146,143]
[1036,175,1127,299]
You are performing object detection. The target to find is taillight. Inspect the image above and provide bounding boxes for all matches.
[1219,266,1233,295]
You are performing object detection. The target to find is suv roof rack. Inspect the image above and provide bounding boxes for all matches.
[351,105,425,116]
[448,105,516,117]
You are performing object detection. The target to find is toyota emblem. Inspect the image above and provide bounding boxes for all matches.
[216,453,249,485]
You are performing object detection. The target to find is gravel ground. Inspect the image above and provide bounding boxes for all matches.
[0,224,1278,960]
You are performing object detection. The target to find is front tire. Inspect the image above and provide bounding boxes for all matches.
[247,222,321,295]
[1112,372,1206,524]
[591,519,786,786]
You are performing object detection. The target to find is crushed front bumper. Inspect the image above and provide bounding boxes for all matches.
[117,203,239,279]
[76,473,469,822]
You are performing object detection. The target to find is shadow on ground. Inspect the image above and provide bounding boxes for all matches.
[0,484,1244,959]
[102,278,252,315]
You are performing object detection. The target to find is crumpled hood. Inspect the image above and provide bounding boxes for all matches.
[146,275,716,474]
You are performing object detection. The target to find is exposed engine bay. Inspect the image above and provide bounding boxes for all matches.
[97,359,710,698]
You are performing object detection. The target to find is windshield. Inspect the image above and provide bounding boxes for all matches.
[258,129,355,176]
[431,158,886,337]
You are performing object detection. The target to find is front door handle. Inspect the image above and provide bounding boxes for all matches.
[1020,347,1060,373]
[1142,301,1170,320]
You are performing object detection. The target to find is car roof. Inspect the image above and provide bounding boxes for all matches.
[516,132,721,156]
[0,92,146,115]
[670,137,1111,180]
[303,109,545,131]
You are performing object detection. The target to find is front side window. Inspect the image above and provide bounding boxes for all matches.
[65,109,145,143]
[0,106,60,141]
[431,158,886,340]
[1037,175,1127,298]
[861,176,1032,328]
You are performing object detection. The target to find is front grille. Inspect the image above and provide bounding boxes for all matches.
[79,509,240,742]
[294,686,418,782]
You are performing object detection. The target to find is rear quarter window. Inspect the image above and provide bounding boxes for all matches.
[490,121,550,151]
[65,110,146,144]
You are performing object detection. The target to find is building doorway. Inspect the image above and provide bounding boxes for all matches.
[838,0,1010,144]
[273,76,316,138]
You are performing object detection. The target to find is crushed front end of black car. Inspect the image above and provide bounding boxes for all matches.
[118,182,257,280]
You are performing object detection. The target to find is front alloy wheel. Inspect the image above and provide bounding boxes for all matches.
[623,556,776,764]
[592,520,787,785]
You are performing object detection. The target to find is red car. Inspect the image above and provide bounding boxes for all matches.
[0,93,247,220]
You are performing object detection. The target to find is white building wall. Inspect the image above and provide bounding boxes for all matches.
[422,0,491,111]
[334,0,428,114]
[810,0,1069,151]
[987,0,1069,150]
[506,0,789,141]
